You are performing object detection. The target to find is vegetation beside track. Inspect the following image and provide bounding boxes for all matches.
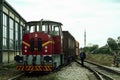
[86,53,114,66]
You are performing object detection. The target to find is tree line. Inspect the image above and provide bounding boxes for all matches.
[82,36,120,67]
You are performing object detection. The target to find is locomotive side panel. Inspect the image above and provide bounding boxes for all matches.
[52,36,61,54]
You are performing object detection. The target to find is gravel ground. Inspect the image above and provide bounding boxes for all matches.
[56,62,95,80]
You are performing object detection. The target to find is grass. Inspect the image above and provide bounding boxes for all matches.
[86,53,114,66]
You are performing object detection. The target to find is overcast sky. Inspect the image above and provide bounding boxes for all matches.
[7,0,120,47]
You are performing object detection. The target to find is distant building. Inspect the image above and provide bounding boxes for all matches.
[0,0,26,63]
[87,43,94,47]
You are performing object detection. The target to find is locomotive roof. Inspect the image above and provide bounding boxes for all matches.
[26,20,63,25]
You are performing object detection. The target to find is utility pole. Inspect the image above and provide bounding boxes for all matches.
[84,29,86,47]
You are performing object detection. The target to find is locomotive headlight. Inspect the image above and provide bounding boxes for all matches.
[45,46,48,49]
[24,50,27,52]
[45,50,48,52]
[24,46,27,52]
[44,55,52,63]
[14,55,23,63]
[45,46,48,52]
[24,46,27,49]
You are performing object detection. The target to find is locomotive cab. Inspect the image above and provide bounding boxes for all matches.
[23,20,63,54]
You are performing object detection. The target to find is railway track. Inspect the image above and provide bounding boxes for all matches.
[8,60,120,80]
[8,73,24,80]
[76,59,120,80]
[7,62,98,80]
[7,72,41,80]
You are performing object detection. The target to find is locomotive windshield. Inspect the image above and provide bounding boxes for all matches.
[26,24,48,33]
[25,21,62,36]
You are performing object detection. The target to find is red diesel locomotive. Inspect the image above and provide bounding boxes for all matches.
[14,20,78,72]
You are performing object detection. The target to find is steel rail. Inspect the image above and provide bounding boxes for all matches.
[96,70,115,80]
[75,60,103,80]
[8,73,24,80]
[84,60,120,80]
[86,60,120,75]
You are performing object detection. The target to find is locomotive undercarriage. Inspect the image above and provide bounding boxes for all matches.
[15,54,64,71]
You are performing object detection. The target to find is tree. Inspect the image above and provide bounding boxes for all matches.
[90,45,98,52]
[83,45,98,53]
[107,37,120,67]
[107,38,118,51]
[118,36,120,48]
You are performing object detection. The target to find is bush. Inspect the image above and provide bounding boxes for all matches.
[86,53,114,66]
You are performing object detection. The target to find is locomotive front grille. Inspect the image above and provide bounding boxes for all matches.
[30,38,42,52]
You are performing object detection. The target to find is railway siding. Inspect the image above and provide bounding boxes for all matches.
[84,60,120,80]
[86,60,120,74]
